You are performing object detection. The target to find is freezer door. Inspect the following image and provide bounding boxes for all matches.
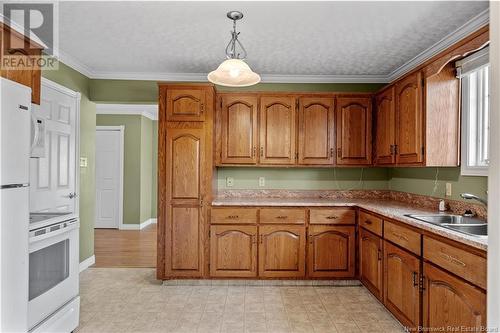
[0,186,29,332]
[0,78,31,186]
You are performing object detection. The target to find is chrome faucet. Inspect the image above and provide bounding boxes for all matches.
[460,193,488,207]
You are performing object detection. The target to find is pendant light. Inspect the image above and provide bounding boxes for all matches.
[208,11,261,87]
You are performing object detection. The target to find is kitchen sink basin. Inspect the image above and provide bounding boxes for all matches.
[405,214,487,238]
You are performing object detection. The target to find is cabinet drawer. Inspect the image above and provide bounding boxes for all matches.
[259,208,306,224]
[359,211,383,236]
[384,221,421,255]
[423,236,486,289]
[211,208,258,224]
[309,208,355,225]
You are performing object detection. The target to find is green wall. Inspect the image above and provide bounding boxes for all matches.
[388,167,488,201]
[151,121,158,217]
[96,114,156,224]
[217,167,389,190]
[42,61,96,263]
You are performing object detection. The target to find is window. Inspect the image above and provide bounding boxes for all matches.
[458,47,490,176]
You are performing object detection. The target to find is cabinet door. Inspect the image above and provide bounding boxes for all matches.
[359,228,383,300]
[375,87,396,165]
[308,226,355,278]
[220,95,258,164]
[210,225,257,277]
[335,97,372,165]
[297,97,335,165]
[395,71,424,164]
[259,225,305,277]
[259,96,297,165]
[384,241,420,330]
[165,128,205,277]
[423,263,486,332]
[166,88,206,121]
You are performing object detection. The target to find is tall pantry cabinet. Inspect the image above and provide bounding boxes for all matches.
[157,84,215,279]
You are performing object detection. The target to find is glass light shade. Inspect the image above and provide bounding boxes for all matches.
[207,59,261,87]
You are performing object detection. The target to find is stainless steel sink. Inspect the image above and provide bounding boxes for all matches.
[405,214,487,238]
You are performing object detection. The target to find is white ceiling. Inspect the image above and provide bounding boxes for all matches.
[55,1,488,82]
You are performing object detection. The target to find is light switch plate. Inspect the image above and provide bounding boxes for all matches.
[226,177,234,187]
[445,183,452,196]
[80,157,88,168]
[258,177,265,187]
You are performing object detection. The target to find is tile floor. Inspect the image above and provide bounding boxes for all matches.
[78,268,405,333]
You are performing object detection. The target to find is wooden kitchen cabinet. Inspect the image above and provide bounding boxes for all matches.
[395,71,424,165]
[297,97,335,165]
[164,127,206,277]
[422,262,486,332]
[374,87,396,165]
[384,241,421,330]
[259,96,297,165]
[166,87,207,121]
[335,96,372,165]
[219,95,258,164]
[0,22,43,104]
[258,225,306,278]
[210,225,258,277]
[308,225,355,278]
[359,228,383,300]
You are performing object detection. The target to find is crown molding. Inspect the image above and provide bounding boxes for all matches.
[56,9,489,85]
[387,8,489,82]
[96,103,158,120]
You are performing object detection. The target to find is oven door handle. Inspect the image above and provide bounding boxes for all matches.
[29,222,79,244]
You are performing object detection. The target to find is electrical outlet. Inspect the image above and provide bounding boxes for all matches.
[446,183,452,197]
[226,177,234,187]
[258,177,265,187]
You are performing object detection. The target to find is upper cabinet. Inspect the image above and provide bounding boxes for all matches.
[259,96,297,165]
[298,97,335,165]
[219,95,258,164]
[335,96,372,165]
[0,22,43,104]
[394,71,424,165]
[166,87,207,121]
[374,87,396,165]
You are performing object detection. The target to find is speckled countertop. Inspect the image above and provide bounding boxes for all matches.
[211,197,488,251]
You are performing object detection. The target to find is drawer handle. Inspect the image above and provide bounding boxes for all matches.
[326,216,338,219]
[440,252,466,267]
[391,232,409,242]
[226,215,239,219]
[364,220,373,225]
[276,216,288,219]
[412,272,418,287]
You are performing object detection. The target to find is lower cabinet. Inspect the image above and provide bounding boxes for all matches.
[422,262,486,331]
[259,225,306,278]
[359,228,383,299]
[308,226,355,278]
[384,241,421,330]
[210,225,257,278]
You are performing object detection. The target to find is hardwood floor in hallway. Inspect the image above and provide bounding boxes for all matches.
[94,223,157,268]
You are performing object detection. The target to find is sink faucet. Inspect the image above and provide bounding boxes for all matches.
[460,193,487,207]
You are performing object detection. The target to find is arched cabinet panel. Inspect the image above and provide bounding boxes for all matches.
[166,88,206,121]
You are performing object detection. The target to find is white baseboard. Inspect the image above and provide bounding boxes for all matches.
[79,255,95,272]
[119,218,157,230]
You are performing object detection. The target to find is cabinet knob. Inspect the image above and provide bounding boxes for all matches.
[260,147,264,157]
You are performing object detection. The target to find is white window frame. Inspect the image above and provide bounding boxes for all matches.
[458,47,490,176]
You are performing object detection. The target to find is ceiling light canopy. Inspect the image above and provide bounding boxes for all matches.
[208,11,260,87]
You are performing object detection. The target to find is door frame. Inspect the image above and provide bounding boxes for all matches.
[40,78,81,216]
[95,126,124,229]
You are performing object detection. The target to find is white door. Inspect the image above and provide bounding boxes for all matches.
[30,80,78,213]
[95,128,123,229]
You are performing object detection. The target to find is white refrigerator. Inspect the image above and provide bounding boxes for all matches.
[0,78,31,332]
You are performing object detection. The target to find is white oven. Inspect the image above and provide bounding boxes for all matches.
[28,218,79,331]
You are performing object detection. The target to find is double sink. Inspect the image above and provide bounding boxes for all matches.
[405,214,487,238]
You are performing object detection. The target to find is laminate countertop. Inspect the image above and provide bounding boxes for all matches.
[211,197,487,251]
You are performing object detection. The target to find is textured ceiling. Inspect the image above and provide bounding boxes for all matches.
[56,1,488,78]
